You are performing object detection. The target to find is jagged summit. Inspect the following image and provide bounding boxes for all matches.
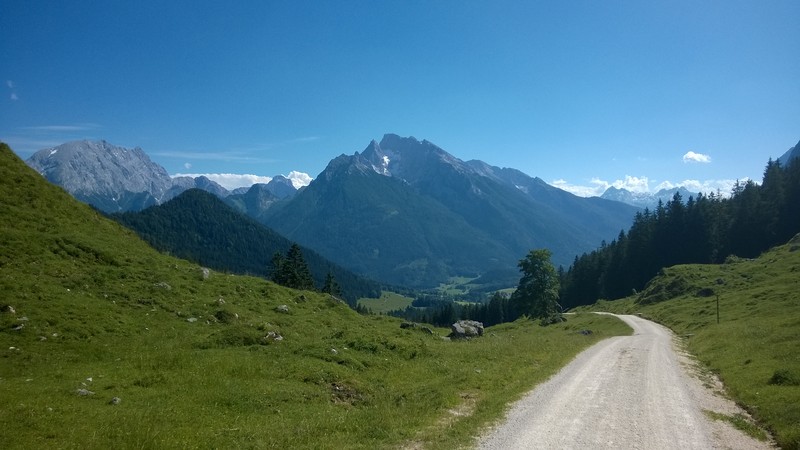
[27,140,175,212]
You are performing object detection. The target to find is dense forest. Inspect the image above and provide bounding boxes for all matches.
[112,189,382,305]
[560,154,800,308]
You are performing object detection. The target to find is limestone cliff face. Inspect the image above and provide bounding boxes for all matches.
[26,140,175,212]
[25,140,231,212]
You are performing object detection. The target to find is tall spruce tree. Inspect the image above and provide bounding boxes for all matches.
[269,244,315,290]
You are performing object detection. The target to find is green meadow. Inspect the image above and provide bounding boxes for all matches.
[0,143,631,448]
[357,291,414,314]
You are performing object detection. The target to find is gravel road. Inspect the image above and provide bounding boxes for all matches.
[476,314,772,449]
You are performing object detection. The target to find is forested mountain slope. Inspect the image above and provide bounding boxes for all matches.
[113,189,382,303]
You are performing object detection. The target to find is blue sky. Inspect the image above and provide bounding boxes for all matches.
[2,1,798,194]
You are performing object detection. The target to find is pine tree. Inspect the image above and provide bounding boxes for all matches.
[269,244,315,290]
[322,271,342,296]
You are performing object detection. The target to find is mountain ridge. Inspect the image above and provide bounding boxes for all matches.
[261,134,639,287]
[25,140,302,212]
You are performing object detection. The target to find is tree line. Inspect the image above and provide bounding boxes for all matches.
[389,249,563,327]
[560,156,800,308]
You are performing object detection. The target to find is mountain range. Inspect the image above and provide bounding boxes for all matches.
[26,140,301,213]
[259,134,639,286]
[600,186,699,209]
[25,135,641,288]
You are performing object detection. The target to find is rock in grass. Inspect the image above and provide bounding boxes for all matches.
[275,305,290,313]
[109,397,122,405]
[201,267,210,280]
[76,388,95,396]
[449,320,484,339]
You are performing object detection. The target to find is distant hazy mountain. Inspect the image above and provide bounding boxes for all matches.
[601,186,699,209]
[168,175,230,200]
[261,134,639,287]
[113,189,381,303]
[778,139,800,167]
[24,140,299,213]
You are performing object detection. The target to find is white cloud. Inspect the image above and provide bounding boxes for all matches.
[183,162,192,170]
[171,172,314,190]
[6,80,13,89]
[551,175,652,197]
[286,171,313,188]
[550,179,602,197]
[10,93,18,101]
[682,151,711,163]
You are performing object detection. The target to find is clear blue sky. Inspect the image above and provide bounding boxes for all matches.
[2,1,798,194]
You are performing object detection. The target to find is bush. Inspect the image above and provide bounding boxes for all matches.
[768,368,800,386]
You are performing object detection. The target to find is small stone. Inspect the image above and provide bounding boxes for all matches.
[86,377,93,382]
[76,388,95,396]
[187,317,198,323]
[18,316,28,321]
[217,297,226,305]
[330,348,338,355]
[12,323,24,331]
[201,267,210,280]
[275,304,290,313]
[109,397,121,405]
[5,305,15,315]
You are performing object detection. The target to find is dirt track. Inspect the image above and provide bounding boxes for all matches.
[476,314,772,449]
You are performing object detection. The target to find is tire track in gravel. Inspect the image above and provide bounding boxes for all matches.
[476,314,772,450]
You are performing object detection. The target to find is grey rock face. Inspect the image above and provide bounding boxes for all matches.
[26,140,174,212]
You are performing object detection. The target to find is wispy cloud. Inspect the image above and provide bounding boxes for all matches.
[152,150,278,163]
[22,124,101,132]
[6,80,18,101]
[682,151,711,163]
[1,123,103,156]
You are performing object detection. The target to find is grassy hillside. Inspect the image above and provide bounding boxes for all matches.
[0,142,631,448]
[585,237,800,449]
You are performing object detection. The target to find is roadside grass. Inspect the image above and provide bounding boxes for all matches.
[0,143,633,448]
[357,291,414,314]
[703,410,769,442]
[583,237,800,449]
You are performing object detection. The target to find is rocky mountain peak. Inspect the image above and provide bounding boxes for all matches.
[27,140,174,212]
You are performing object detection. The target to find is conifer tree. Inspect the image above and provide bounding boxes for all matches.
[322,271,342,296]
